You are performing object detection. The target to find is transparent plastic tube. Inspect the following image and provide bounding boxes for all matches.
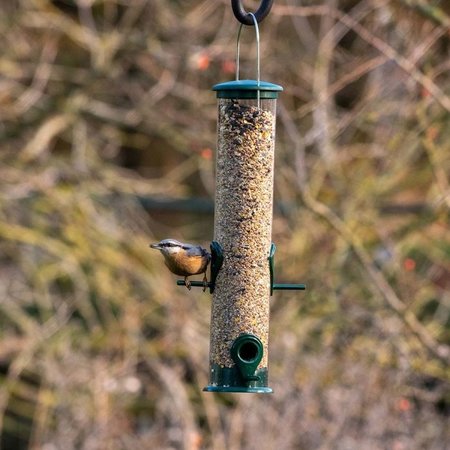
[208,96,277,390]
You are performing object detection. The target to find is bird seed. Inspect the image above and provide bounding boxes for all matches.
[211,99,276,369]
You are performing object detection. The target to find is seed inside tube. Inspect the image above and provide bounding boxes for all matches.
[211,99,276,368]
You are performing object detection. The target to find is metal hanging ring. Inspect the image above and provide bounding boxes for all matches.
[231,0,274,25]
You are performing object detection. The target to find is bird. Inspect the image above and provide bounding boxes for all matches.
[149,239,211,291]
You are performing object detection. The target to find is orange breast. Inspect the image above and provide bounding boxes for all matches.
[163,253,207,276]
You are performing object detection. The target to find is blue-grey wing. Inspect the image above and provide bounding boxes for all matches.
[186,245,211,260]
[185,245,204,257]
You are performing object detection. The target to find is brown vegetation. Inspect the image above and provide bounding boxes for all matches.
[0,0,449,449]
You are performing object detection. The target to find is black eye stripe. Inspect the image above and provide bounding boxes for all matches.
[162,242,180,248]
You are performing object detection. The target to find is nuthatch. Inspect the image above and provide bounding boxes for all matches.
[149,239,211,291]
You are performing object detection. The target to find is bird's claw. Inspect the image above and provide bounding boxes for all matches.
[185,278,192,290]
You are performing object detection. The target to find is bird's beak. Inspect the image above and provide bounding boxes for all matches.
[149,242,161,249]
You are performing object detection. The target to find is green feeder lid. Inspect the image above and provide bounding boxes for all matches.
[213,79,283,99]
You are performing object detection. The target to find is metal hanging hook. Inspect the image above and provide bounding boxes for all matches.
[235,12,261,107]
[235,13,260,83]
[231,0,274,26]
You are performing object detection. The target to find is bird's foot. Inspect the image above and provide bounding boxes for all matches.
[185,278,191,290]
[202,274,208,292]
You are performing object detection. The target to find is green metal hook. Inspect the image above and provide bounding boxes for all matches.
[269,243,306,295]
[209,241,224,293]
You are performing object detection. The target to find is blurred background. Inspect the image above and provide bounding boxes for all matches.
[0,0,449,449]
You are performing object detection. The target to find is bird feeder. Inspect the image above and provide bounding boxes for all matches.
[202,13,304,394]
[174,7,305,394]
[205,78,281,393]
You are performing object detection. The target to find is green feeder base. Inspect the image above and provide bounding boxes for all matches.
[203,363,273,394]
[203,385,273,393]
